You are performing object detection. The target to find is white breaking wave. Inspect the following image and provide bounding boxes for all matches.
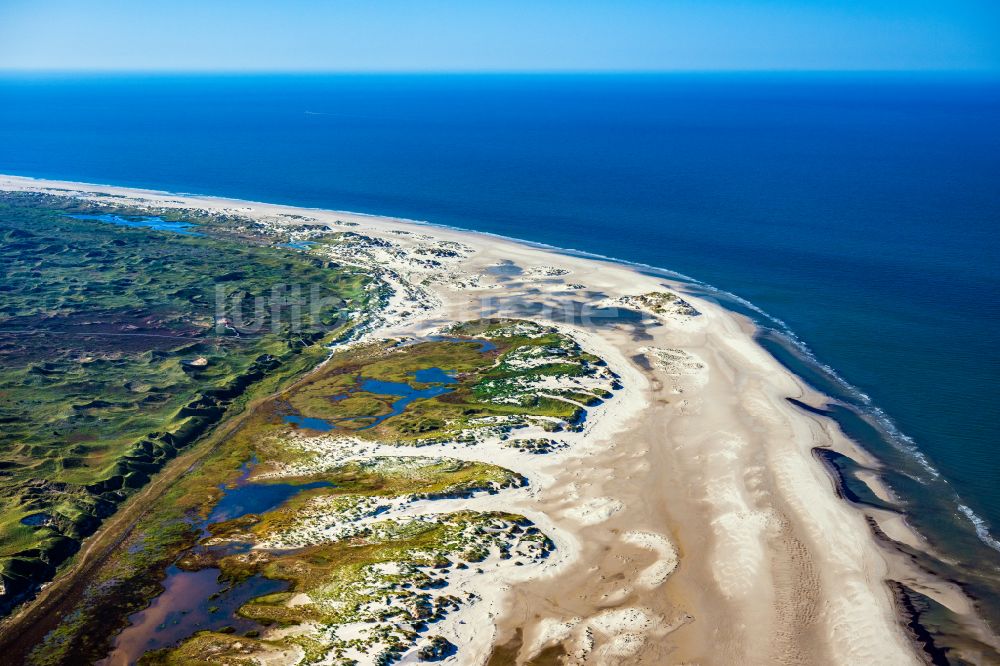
[428,220,1000,557]
[647,271,944,482]
[759,326,941,481]
[958,505,1000,554]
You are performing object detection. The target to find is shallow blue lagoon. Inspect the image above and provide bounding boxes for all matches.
[283,414,336,432]
[412,367,457,384]
[208,479,331,524]
[67,212,201,235]
[354,376,454,428]
[283,367,457,432]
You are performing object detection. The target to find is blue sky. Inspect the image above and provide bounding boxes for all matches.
[1,0,998,72]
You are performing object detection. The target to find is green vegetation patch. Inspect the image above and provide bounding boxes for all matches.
[158,510,548,665]
[24,412,528,664]
[0,192,371,617]
[16,288,609,661]
[624,291,700,317]
[272,318,613,445]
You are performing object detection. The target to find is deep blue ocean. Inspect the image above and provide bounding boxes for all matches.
[1,73,998,612]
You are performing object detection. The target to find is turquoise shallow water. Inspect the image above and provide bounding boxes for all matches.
[0,72,998,626]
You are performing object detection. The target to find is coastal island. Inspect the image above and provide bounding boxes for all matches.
[0,175,982,664]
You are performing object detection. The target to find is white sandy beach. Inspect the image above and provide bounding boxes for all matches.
[0,174,944,664]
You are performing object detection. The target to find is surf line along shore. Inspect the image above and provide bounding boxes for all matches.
[0,174,954,664]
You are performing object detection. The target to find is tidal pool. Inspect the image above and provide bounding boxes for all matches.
[100,459,330,664]
[208,479,332,524]
[100,567,287,666]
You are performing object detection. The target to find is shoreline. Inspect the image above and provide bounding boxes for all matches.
[0,173,992,663]
[0,171,970,488]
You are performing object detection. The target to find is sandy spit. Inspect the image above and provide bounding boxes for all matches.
[0,174,935,664]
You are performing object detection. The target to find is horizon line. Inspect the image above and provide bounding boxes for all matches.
[0,67,997,77]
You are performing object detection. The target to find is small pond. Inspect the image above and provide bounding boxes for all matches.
[101,458,329,664]
[279,240,316,251]
[20,513,51,526]
[100,567,287,666]
[208,479,332,524]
